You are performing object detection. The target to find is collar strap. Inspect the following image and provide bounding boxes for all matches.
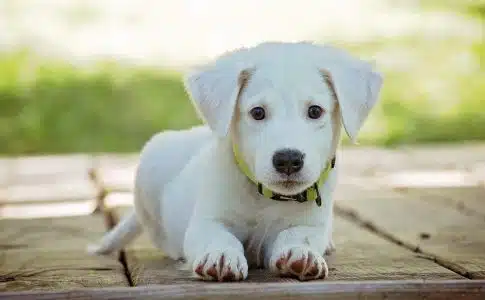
[232,143,336,207]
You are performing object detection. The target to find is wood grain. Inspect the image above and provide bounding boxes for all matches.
[334,184,485,279]
[1,280,484,300]
[0,200,97,219]
[94,155,138,192]
[0,154,98,218]
[0,214,128,292]
[336,143,485,177]
[0,158,11,187]
[1,181,97,205]
[400,143,485,171]
[111,204,461,286]
[8,154,94,185]
[399,187,485,218]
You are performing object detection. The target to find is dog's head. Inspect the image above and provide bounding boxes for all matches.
[184,42,382,196]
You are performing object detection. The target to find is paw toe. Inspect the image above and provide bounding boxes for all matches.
[206,264,218,278]
[290,257,305,274]
[271,246,328,281]
[193,249,247,282]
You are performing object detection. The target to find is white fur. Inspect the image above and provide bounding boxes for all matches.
[88,41,383,281]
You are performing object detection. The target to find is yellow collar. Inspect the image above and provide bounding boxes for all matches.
[232,143,335,207]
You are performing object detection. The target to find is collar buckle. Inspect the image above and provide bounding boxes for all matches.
[271,192,308,203]
[313,183,322,207]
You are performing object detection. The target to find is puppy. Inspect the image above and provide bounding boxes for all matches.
[88,41,383,282]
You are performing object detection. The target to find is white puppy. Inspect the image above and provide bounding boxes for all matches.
[88,41,383,282]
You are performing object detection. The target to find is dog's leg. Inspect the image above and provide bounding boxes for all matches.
[325,239,336,256]
[265,167,337,281]
[324,209,336,256]
[266,225,331,281]
[184,219,248,282]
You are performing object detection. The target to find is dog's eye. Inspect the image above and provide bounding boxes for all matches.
[249,106,266,120]
[307,105,324,119]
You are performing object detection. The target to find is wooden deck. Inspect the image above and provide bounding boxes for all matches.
[1,144,485,299]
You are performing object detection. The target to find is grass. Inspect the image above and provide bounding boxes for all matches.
[0,51,200,155]
[419,0,485,18]
[339,35,485,146]
[1,5,484,156]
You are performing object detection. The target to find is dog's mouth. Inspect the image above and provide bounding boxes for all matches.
[275,180,302,188]
[267,179,310,195]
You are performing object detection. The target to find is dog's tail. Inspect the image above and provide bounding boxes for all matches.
[87,209,142,255]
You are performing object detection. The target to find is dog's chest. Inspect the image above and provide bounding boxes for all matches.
[242,200,306,267]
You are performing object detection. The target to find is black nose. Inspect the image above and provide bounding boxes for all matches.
[272,149,305,175]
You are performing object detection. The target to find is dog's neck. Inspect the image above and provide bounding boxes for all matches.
[231,142,335,207]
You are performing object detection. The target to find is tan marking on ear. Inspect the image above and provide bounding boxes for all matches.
[320,69,338,103]
[330,102,342,156]
[238,68,252,85]
[231,68,255,135]
[321,69,343,158]
[234,68,255,113]
[238,68,254,95]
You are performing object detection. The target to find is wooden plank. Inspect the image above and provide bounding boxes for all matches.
[472,163,485,183]
[8,154,94,185]
[1,180,98,205]
[399,187,485,218]
[337,143,485,178]
[94,155,138,192]
[400,143,485,171]
[111,204,461,286]
[104,192,134,209]
[328,217,462,281]
[380,170,481,189]
[2,280,485,300]
[0,200,97,219]
[0,158,12,187]
[0,178,98,218]
[337,147,413,176]
[334,184,485,279]
[0,213,128,292]
[0,154,98,218]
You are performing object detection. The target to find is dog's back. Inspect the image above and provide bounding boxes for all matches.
[134,125,212,252]
[88,125,213,255]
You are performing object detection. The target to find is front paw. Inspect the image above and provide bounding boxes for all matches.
[269,245,328,281]
[192,248,248,282]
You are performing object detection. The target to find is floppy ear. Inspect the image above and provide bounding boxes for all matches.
[183,65,253,137]
[321,64,383,143]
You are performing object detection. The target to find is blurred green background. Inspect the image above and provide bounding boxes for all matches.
[0,1,484,156]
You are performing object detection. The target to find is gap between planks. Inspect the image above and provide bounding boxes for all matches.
[334,204,472,279]
[104,208,135,287]
[332,184,485,279]
[87,166,136,287]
